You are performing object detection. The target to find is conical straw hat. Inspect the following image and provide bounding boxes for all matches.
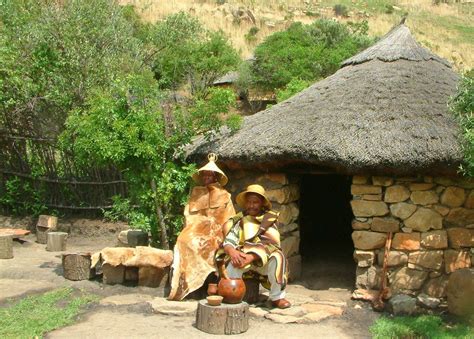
[236,184,272,210]
[192,153,228,186]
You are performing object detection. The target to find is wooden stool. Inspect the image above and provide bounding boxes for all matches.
[196,300,249,335]
[62,252,94,280]
[0,235,13,259]
[36,215,58,244]
[46,232,68,252]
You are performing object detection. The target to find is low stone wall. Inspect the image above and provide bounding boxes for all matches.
[226,171,301,281]
[351,175,474,301]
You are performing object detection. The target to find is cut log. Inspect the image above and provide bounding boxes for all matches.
[103,264,125,284]
[243,279,260,304]
[195,300,249,335]
[36,215,58,244]
[125,267,139,282]
[138,266,169,287]
[46,232,68,252]
[62,252,94,281]
[0,235,13,259]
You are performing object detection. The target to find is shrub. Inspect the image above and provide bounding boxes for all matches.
[333,4,349,17]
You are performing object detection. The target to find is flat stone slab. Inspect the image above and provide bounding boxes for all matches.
[99,294,155,306]
[0,228,30,239]
[148,297,197,316]
[264,313,299,324]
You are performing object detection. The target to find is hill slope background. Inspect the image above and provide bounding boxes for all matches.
[120,0,473,71]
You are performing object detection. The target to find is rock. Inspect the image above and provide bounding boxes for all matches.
[390,203,417,220]
[270,306,306,317]
[267,185,299,204]
[372,176,393,186]
[416,293,440,309]
[433,205,450,216]
[371,218,399,232]
[99,294,154,306]
[389,267,428,291]
[278,203,299,225]
[409,183,435,191]
[351,185,382,195]
[257,173,288,186]
[447,268,474,316]
[377,250,408,267]
[402,227,413,233]
[440,187,466,208]
[353,250,375,267]
[420,230,448,249]
[352,231,387,250]
[388,294,417,315]
[264,313,299,324]
[356,217,369,222]
[363,194,382,201]
[287,255,302,281]
[445,208,474,227]
[281,236,300,257]
[352,221,370,230]
[423,275,449,298]
[117,230,148,247]
[148,298,197,316]
[392,233,420,251]
[408,250,443,270]
[279,222,299,234]
[434,177,474,188]
[464,191,474,208]
[351,200,389,217]
[410,191,439,205]
[353,175,368,184]
[404,208,442,232]
[297,304,344,323]
[444,250,471,273]
[447,228,474,249]
[249,307,268,318]
[384,185,410,203]
[356,266,381,289]
[351,289,378,302]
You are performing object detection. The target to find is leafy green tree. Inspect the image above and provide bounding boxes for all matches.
[276,78,311,102]
[450,69,474,176]
[251,19,372,90]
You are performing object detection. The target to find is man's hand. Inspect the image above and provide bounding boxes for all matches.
[239,253,257,268]
[224,245,247,267]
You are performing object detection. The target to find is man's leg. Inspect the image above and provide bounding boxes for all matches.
[225,262,246,278]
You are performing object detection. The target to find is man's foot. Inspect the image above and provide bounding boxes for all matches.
[271,298,291,309]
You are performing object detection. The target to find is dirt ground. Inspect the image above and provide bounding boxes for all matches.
[0,232,379,338]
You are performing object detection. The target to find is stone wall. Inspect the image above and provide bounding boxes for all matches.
[226,171,301,281]
[351,175,474,301]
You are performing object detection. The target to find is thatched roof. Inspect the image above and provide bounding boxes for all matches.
[188,24,462,175]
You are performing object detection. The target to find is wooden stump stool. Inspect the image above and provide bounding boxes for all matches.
[196,300,249,335]
[0,235,13,259]
[62,252,94,280]
[46,232,68,252]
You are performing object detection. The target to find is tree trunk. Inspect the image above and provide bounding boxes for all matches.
[196,300,249,335]
[46,232,68,252]
[62,252,94,281]
[0,235,13,259]
[148,166,169,250]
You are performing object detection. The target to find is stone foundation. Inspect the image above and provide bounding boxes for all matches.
[351,175,474,302]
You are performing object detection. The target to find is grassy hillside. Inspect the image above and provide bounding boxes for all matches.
[121,0,473,71]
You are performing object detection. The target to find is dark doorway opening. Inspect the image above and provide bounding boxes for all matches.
[298,174,355,290]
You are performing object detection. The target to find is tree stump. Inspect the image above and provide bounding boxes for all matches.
[62,252,94,280]
[0,235,13,259]
[46,232,68,252]
[36,215,58,244]
[243,279,260,304]
[102,264,125,285]
[196,300,249,335]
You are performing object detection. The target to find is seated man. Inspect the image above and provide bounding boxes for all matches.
[216,184,291,309]
[168,154,235,300]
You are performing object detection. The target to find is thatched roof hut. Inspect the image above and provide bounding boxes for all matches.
[188,24,461,176]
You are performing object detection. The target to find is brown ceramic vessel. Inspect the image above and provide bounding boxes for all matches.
[217,278,246,304]
[207,283,218,296]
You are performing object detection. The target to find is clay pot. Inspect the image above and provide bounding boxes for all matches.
[217,278,246,304]
[207,283,218,296]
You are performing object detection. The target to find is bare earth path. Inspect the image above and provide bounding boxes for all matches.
[0,234,378,338]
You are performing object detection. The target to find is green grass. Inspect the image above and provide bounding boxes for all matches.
[370,315,474,339]
[0,287,98,339]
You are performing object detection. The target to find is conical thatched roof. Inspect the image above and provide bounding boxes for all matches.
[188,24,462,175]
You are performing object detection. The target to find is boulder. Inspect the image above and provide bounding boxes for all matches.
[447,268,474,316]
[267,185,299,204]
[423,275,449,298]
[433,205,450,216]
[372,176,393,186]
[281,236,300,257]
[444,250,471,273]
[416,293,440,309]
[384,185,410,203]
[445,208,474,227]
[279,203,299,225]
[287,255,302,281]
[353,250,375,267]
[363,194,382,201]
[388,294,417,315]
[392,233,420,251]
[440,187,466,208]
[350,200,389,217]
[352,221,370,230]
[420,230,448,249]
[371,218,400,232]
[464,191,474,209]
[351,185,382,195]
[408,250,443,270]
[138,266,169,288]
[409,183,435,191]
[410,191,439,205]
[352,175,368,184]
[377,250,408,267]
[404,208,442,232]
[390,203,417,220]
[389,267,428,291]
[279,222,299,234]
[446,228,474,249]
[356,266,381,289]
[352,231,387,250]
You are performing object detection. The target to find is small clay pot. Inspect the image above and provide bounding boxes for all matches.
[217,278,246,304]
[207,283,218,296]
[206,295,223,306]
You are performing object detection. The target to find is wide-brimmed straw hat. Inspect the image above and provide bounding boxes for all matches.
[192,153,228,186]
[236,184,272,210]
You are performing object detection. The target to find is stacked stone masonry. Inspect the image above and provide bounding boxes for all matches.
[227,171,301,281]
[351,175,474,301]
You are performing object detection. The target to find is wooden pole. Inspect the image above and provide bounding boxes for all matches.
[0,235,13,259]
[196,300,249,335]
[46,232,68,252]
[62,252,94,280]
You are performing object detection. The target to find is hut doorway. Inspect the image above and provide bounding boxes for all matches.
[298,174,355,290]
